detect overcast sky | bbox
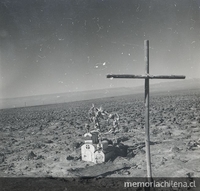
[0,0,200,98]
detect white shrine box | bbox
[81,132,97,163]
[81,143,95,163]
[94,150,105,164]
[94,147,115,164]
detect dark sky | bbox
[0,0,200,98]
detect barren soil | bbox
[0,90,200,178]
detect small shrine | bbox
[81,105,119,164]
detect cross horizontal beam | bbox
[107,74,186,79]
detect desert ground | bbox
[0,90,200,189]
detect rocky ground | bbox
[0,90,200,190]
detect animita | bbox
[107,40,185,181]
[82,105,121,164]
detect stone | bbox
[123,170,130,175]
[45,140,54,144]
[66,155,74,160]
[27,151,37,160]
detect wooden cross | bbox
[107,40,185,180]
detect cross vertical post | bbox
[106,40,185,179]
[144,40,152,179]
